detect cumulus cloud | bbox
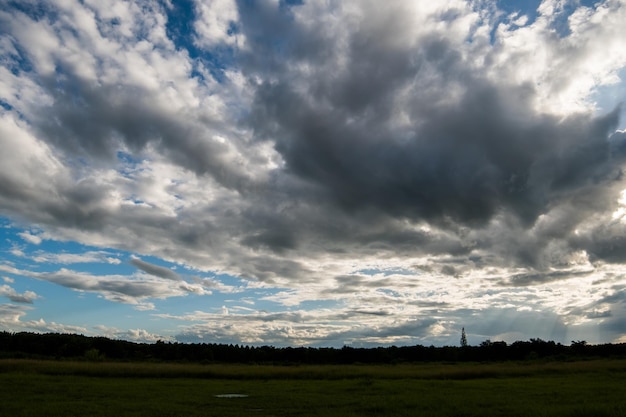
[244,1,623,229]
[5,0,625,281]
[1,0,626,345]
[0,285,40,304]
[18,232,42,245]
[92,325,170,343]
[0,303,29,326]
[161,307,439,346]
[193,0,241,48]
[0,303,88,334]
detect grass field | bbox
[1,358,625,416]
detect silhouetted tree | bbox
[1,331,625,364]
[460,327,468,347]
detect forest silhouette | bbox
[1,331,625,364]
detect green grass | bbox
[1,359,625,416]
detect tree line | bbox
[1,331,625,364]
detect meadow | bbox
[1,358,625,416]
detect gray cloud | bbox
[571,222,626,264]
[169,307,438,347]
[244,16,622,228]
[1,0,623,281]
[92,325,169,343]
[0,302,88,335]
[0,285,39,304]
[130,257,181,281]
[1,0,626,345]
[35,270,162,298]
[0,303,30,324]
[501,269,593,287]
[0,2,261,193]
[25,269,187,307]
[219,0,626,280]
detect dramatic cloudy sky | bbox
[1,0,626,347]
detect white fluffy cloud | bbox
[193,0,242,47]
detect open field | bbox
[1,359,626,416]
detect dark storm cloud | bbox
[236,177,471,265]
[246,46,621,229]
[232,253,313,284]
[195,0,626,285]
[570,221,626,264]
[238,203,299,253]
[1,0,626,311]
[235,0,330,74]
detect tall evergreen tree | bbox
[460,327,468,347]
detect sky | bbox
[1,0,626,348]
